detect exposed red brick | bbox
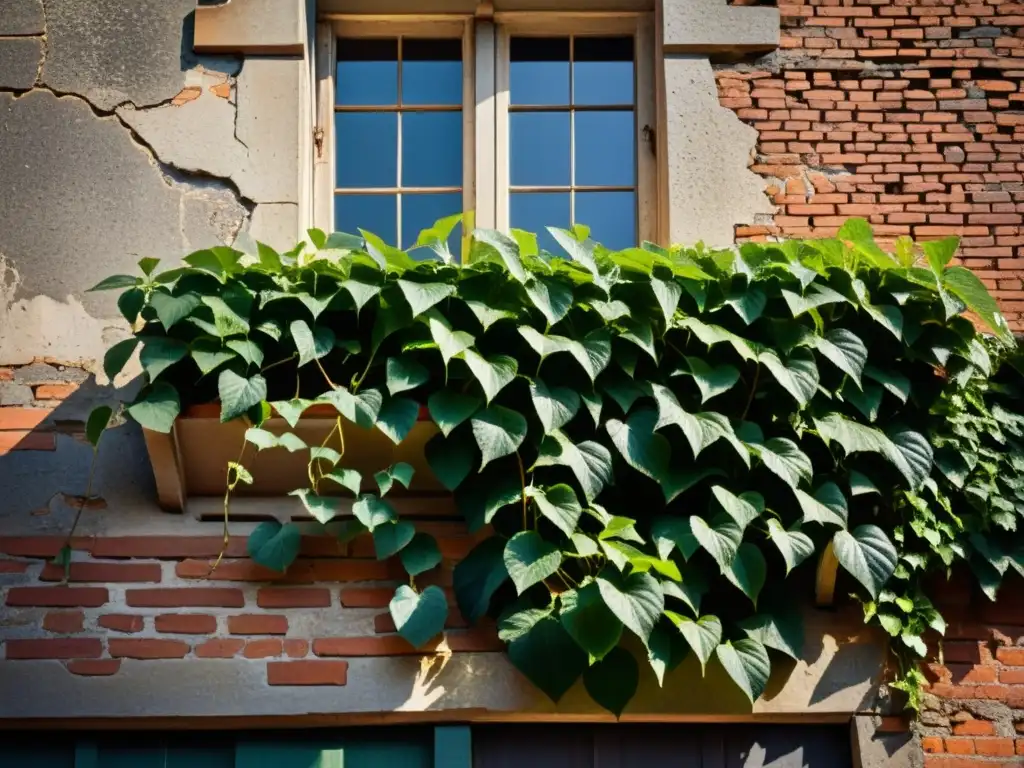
[313,636,437,657]
[0,431,56,453]
[0,536,88,558]
[921,737,943,754]
[953,720,996,737]
[176,558,314,583]
[210,82,231,99]
[996,647,1024,666]
[943,738,974,755]
[257,587,331,609]
[227,614,288,635]
[6,587,107,607]
[40,562,162,583]
[6,638,102,660]
[109,638,189,659]
[284,639,309,658]
[0,560,29,573]
[66,659,121,676]
[171,86,202,106]
[373,610,467,634]
[154,614,217,634]
[98,614,144,633]
[43,610,84,634]
[126,588,244,608]
[0,408,50,430]
[974,738,1015,757]
[194,639,245,658]
[90,537,248,559]
[267,660,348,686]
[35,384,78,400]
[0,368,12,381]
[311,560,391,582]
[243,639,283,659]
[339,587,393,608]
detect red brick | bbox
[311,560,392,582]
[953,720,996,737]
[35,384,78,400]
[313,636,437,657]
[90,536,248,559]
[1000,667,1024,684]
[0,536,85,558]
[6,587,107,607]
[66,659,121,676]
[0,431,56,453]
[284,639,309,659]
[944,738,974,755]
[0,408,51,430]
[996,647,1024,666]
[176,559,314,583]
[126,588,244,608]
[373,611,467,634]
[43,611,84,634]
[98,614,144,633]
[0,560,29,573]
[257,588,331,609]
[974,738,1015,757]
[40,562,162,583]
[109,639,189,659]
[267,660,348,686]
[228,614,288,635]
[339,588,393,608]
[154,614,217,634]
[0,368,12,381]
[6,638,102,660]
[921,737,943,754]
[194,639,245,658]
[243,639,283,659]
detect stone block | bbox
[194,0,305,55]
[0,0,45,35]
[663,0,779,53]
[0,37,41,89]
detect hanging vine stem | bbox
[741,363,761,421]
[57,447,101,584]
[210,437,248,576]
[516,450,528,530]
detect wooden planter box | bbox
[143,404,442,513]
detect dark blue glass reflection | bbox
[336,39,398,106]
[510,112,570,187]
[402,39,462,106]
[511,192,570,254]
[335,112,398,188]
[510,38,570,105]
[335,194,397,246]
[575,191,636,251]
[402,193,462,255]
[575,111,635,187]
[402,112,463,187]
[574,37,634,105]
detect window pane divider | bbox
[334,104,462,112]
[335,186,462,194]
[508,103,634,112]
[510,185,636,193]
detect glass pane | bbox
[335,112,397,188]
[575,191,636,251]
[403,38,462,106]
[575,111,635,187]
[335,194,397,246]
[511,192,571,254]
[510,37,570,105]
[510,112,570,187]
[337,38,398,106]
[402,112,462,187]
[574,37,635,105]
[402,192,463,255]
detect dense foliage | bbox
[88,217,1023,714]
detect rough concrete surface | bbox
[193,0,305,54]
[662,0,780,53]
[0,37,42,90]
[851,716,923,768]
[41,0,219,111]
[248,202,301,250]
[663,56,775,247]
[0,0,45,36]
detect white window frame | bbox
[314,11,659,245]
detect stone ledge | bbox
[662,0,779,54]
[193,0,306,56]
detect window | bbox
[315,13,658,255]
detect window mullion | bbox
[475,19,499,231]
[314,23,337,232]
[494,25,511,232]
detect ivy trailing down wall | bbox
[86,218,1024,715]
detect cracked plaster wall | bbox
[0,0,302,371]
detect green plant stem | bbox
[211,438,247,576]
[352,348,377,394]
[261,352,298,374]
[59,447,100,584]
[741,363,760,421]
[516,451,528,530]
[315,358,337,389]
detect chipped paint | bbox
[170,86,202,106]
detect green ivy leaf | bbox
[863,365,910,403]
[560,582,623,662]
[376,397,419,444]
[689,514,743,570]
[247,520,301,572]
[596,570,663,643]
[89,274,139,292]
[533,430,613,504]
[529,484,583,539]
[271,399,314,429]
[289,489,338,524]
[507,617,587,702]
[677,357,740,403]
[782,283,849,318]
[428,391,481,437]
[291,320,335,367]
[651,274,682,324]
[202,295,251,337]
[384,358,428,396]
[375,462,415,495]
[724,542,767,607]
[103,338,139,382]
[425,431,476,491]
[606,409,672,485]
[218,370,267,423]
[716,638,771,703]
[651,516,699,561]
[149,291,201,331]
[504,531,562,594]
[190,338,236,375]
[571,329,613,382]
[651,384,749,465]
[525,276,573,326]
[140,337,188,381]
[453,537,509,623]
[711,486,761,528]
[117,288,145,324]
[85,406,112,448]
[677,316,759,362]
[397,279,456,317]
[620,319,657,361]
[758,349,819,407]
[724,284,767,325]
[943,265,1012,342]
[472,406,528,470]
[373,520,416,559]
[426,313,475,368]
[808,329,868,385]
[748,437,813,490]
[127,382,181,433]
[325,468,362,496]
[321,387,382,429]
[498,602,554,643]
[667,612,722,671]
[461,350,518,404]
[399,533,442,576]
[226,339,263,368]
[245,428,307,453]
[340,279,382,312]
[390,585,447,648]
[584,646,639,717]
[738,608,804,660]
[530,379,581,434]
[795,483,848,528]
[833,525,898,599]
[352,495,397,531]
[767,519,815,574]
[661,566,710,616]
[475,228,529,283]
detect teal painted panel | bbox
[166,745,235,768]
[434,727,471,768]
[96,747,165,768]
[0,745,74,768]
[236,743,342,768]
[343,741,431,768]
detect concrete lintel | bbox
[662,0,779,55]
[194,0,306,56]
[851,716,922,768]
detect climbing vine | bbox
[85,217,1023,715]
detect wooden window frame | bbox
[314,12,659,245]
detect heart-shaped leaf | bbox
[247,520,301,572]
[321,387,382,429]
[724,542,767,607]
[833,525,898,599]
[140,337,188,381]
[689,514,743,570]
[651,384,748,465]
[425,431,476,491]
[472,406,528,470]
[377,397,419,444]
[738,608,804,660]
[507,617,587,702]
[352,495,397,531]
[711,486,761,528]
[607,409,674,485]
[795,483,848,528]
[218,370,267,423]
[104,338,139,382]
[767,519,815,574]
[530,484,583,539]
[559,582,623,662]
[808,329,868,385]
[651,516,699,561]
[584,646,639,717]
[390,585,447,648]
[271,398,314,429]
[428,390,481,437]
[530,379,581,434]
[290,489,338,524]
[759,348,819,407]
[375,462,414,495]
[150,291,201,331]
[533,430,613,504]
[127,382,181,433]
[504,531,562,594]
[667,612,722,671]
[426,313,475,367]
[325,468,362,496]
[386,357,429,396]
[597,570,664,643]
[373,520,416,559]
[399,533,442,577]
[291,320,335,367]
[525,276,573,325]
[397,279,456,317]
[453,537,509,623]
[677,357,740,403]
[716,638,771,703]
[462,350,517,403]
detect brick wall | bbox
[0,528,499,687]
[0,362,88,456]
[718,0,1024,330]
